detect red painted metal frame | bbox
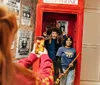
[34,0,84,85]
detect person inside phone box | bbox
[44,28,64,81]
[56,36,76,85]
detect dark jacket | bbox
[44,38,62,61]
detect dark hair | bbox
[47,27,60,35]
[63,36,73,47]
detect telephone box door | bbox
[34,0,84,85]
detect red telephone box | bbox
[34,0,84,85]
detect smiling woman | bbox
[56,36,76,85]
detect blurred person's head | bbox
[0,6,18,85]
[0,6,17,49]
[0,6,37,85]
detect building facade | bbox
[81,0,100,85]
[0,0,100,85]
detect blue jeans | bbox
[60,68,75,85]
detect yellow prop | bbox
[35,36,44,54]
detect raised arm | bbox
[19,53,38,68]
[38,54,54,85]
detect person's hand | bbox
[31,43,37,54]
[31,43,41,58]
[69,63,73,67]
[59,73,64,78]
[31,43,48,58]
[34,48,48,58]
[62,31,66,36]
[38,48,48,55]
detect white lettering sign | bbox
[43,0,78,5]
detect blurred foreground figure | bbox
[0,6,53,85]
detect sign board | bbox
[21,5,31,26]
[16,30,32,58]
[3,0,20,25]
[56,20,69,35]
[21,0,32,26]
[43,0,78,5]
